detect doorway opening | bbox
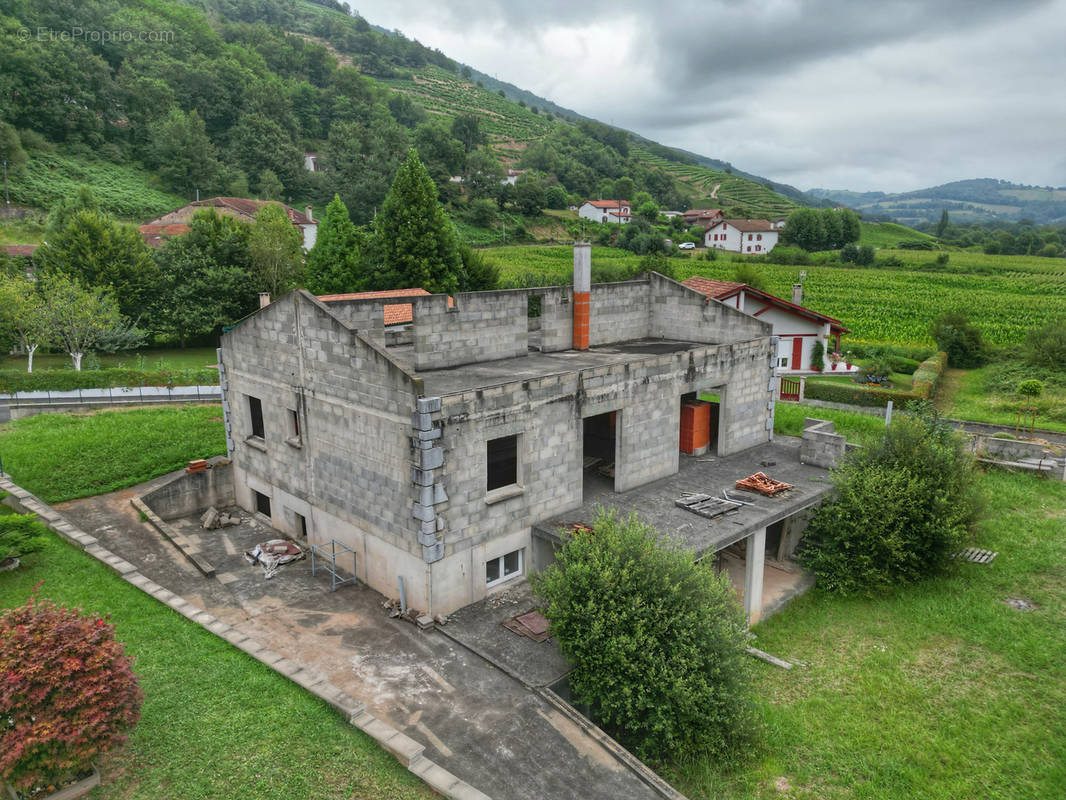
[582,410,617,499]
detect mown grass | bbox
[0,532,435,800]
[937,366,1066,433]
[858,221,935,249]
[0,347,220,373]
[773,402,887,444]
[0,406,225,503]
[669,471,1066,799]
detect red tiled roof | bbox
[583,200,629,210]
[682,277,849,334]
[3,244,38,257]
[138,223,190,247]
[682,208,722,218]
[708,218,776,233]
[681,277,744,299]
[191,197,315,225]
[317,288,453,326]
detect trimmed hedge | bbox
[805,353,946,409]
[0,368,219,393]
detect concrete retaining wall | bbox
[976,435,1048,462]
[800,418,847,469]
[140,458,234,520]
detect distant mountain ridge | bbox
[808,179,1066,225]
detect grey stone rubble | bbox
[0,475,493,800]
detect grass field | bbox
[772,402,887,443]
[481,245,1066,347]
[0,347,220,374]
[670,470,1066,799]
[0,533,435,800]
[936,367,1066,433]
[0,406,225,503]
[858,221,936,248]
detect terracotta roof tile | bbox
[317,288,455,326]
[3,244,38,257]
[681,277,744,298]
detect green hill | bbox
[859,221,936,249]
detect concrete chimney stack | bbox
[305,205,314,222]
[792,283,803,306]
[573,241,591,350]
[258,292,271,309]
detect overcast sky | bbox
[350,0,1066,193]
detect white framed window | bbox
[486,549,523,587]
[779,357,788,367]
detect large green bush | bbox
[931,313,988,368]
[533,511,757,762]
[0,514,48,564]
[1023,318,1066,369]
[800,405,984,595]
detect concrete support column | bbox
[744,526,766,626]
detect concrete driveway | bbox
[57,477,668,800]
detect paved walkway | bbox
[55,476,668,800]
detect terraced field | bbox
[380,65,555,145]
[482,245,1066,347]
[631,147,799,217]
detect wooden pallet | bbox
[675,493,742,519]
[951,547,998,564]
[735,472,793,496]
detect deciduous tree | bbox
[0,276,49,372]
[39,275,131,371]
[248,203,304,298]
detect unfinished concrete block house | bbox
[218,243,784,616]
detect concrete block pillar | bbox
[744,526,766,626]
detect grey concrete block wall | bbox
[648,273,771,343]
[586,281,652,346]
[141,461,234,520]
[800,419,847,469]
[411,291,529,370]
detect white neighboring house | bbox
[704,219,779,254]
[577,200,632,224]
[682,277,851,372]
[303,152,319,172]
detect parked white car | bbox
[678,241,696,250]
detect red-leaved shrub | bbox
[0,595,143,791]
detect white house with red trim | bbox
[577,200,631,224]
[682,277,854,373]
[704,219,779,254]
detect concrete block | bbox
[418,530,437,546]
[411,411,433,431]
[415,426,441,441]
[418,447,444,470]
[416,396,442,414]
[432,483,448,504]
[422,541,444,563]
[412,467,435,486]
[412,502,435,522]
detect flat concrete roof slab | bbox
[391,339,703,396]
[536,440,832,557]
[439,581,571,689]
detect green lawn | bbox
[0,406,226,503]
[0,533,435,800]
[0,347,220,373]
[937,367,1066,434]
[773,402,887,444]
[670,470,1066,799]
[858,221,936,249]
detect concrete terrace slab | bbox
[389,339,703,396]
[440,582,572,689]
[536,440,832,558]
[56,479,665,800]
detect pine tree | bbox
[373,149,462,294]
[937,209,950,238]
[304,194,363,294]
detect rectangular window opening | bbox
[487,435,518,492]
[486,549,523,587]
[248,395,265,439]
[294,511,308,539]
[254,490,271,518]
[289,408,300,438]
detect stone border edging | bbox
[130,496,216,577]
[0,475,492,800]
[435,623,690,800]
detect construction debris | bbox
[186,459,208,473]
[244,538,305,578]
[952,547,997,564]
[735,472,793,496]
[504,610,551,642]
[200,506,241,529]
[745,646,793,670]
[1003,597,1035,611]
[676,492,742,519]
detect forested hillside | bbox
[0,0,805,224]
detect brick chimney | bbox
[573,241,591,350]
[792,284,803,306]
[259,292,271,309]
